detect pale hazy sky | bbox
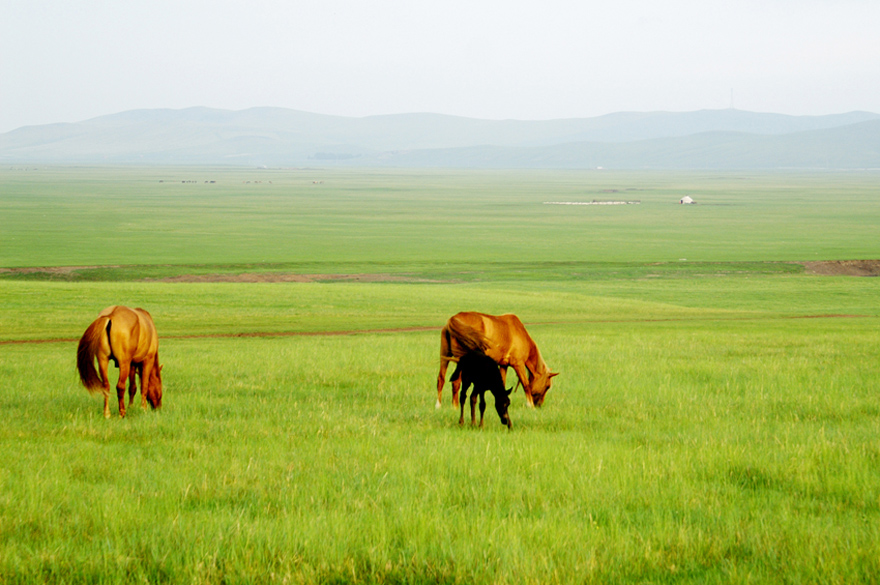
[2,0,879,133]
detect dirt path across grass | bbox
[1,314,873,346]
[801,260,880,276]
[0,266,440,283]
[2,260,876,345]
[2,260,879,281]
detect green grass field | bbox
[1,167,880,583]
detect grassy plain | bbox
[2,166,880,272]
[1,167,880,583]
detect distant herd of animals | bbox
[77,307,558,429]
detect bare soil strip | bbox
[2,260,879,281]
[0,327,435,346]
[153,273,439,283]
[0,266,437,283]
[801,260,880,276]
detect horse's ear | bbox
[506,387,513,396]
[160,364,164,372]
[549,372,560,378]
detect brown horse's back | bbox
[101,306,158,365]
[446,311,528,366]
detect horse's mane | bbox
[527,340,548,376]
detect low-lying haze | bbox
[2,0,879,133]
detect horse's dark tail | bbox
[439,324,472,365]
[439,325,455,363]
[446,317,490,355]
[77,316,109,393]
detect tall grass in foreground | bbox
[2,315,879,583]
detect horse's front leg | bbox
[512,363,535,408]
[116,361,131,418]
[128,364,139,407]
[500,366,523,394]
[140,361,154,409]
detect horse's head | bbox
[147,363,163,409]
[529,371,559,407]
[495,387,513,429]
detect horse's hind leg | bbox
[470,392,478,426]
[458,388,467,426]
[128,364,139,407]
[436,328,451,409]
[436,359,449,409]
[478,392,487,428]
[450,365,463,409]
[440,360,464,409]
[451,369,463,409]
[97,355,112,419]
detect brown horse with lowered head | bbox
[437,311,558,409]
[77,306,163,418]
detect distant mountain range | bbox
[2,107,879,169]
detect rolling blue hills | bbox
[1,107,878,169]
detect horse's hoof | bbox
[435,400,441,409]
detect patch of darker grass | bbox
[726,464,783,491]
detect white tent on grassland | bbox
[680,196,695,204]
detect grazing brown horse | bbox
[453,352,512,429]
[77,306,163,418]
[437,311,558,409]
